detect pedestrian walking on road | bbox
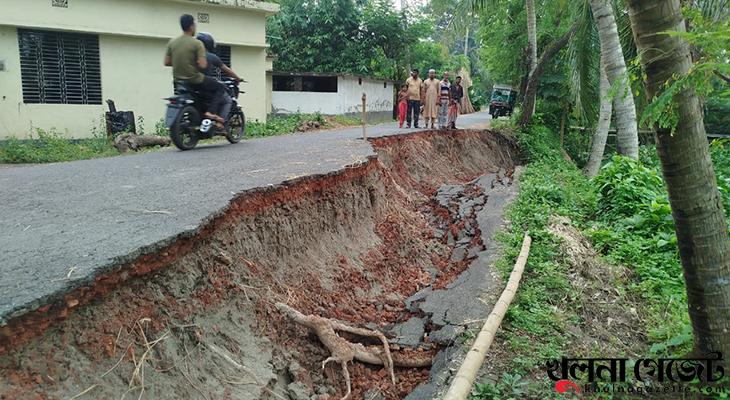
[438,71,452,129]
[449,76,465,129]
[423,69,440,129]
[398,84,409,128]
[405,69,424,128]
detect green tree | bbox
[267,0,373,74]
[268,0,443,81]
[627,0,730,356]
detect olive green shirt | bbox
[165,34,206,84]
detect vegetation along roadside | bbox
[0,113,362,164]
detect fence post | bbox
[361,93,367,140]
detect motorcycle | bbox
[164,78,246,150]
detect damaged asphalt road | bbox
[0,113,492,326]
[398,169,522,400]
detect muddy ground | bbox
[0,130,520,400]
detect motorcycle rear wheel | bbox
[170,106,201,151]
[225,109,246,144]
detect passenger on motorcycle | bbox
[164,14,226,127]
[196,32,242,125]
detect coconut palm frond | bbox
[613,0,637,63]
[440,0,499,36]
[567,0,600,125]
[694,0,730,22]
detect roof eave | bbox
[170,0,280,15]
[270,71,397,83]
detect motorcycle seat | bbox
[173,80,202,95]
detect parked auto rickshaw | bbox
[489,85,518,119]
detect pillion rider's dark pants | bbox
[407,100,421,127]
[191,76,226,120]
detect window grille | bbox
[18,29,101,105]
[214,45,231,81]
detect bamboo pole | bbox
[361,93,367,140]
[443,233,532,400]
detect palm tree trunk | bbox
[628,0,730,356]
[526,0,538,115]
[590,0,639,160]
[519,23,578,126]
[584,56,612,178]
[464,25,470,57]
[526,0,538,73]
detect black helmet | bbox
[196,32,216,53]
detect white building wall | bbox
[271,76,394,117]
[338,77,394,115]
[0,0,275,139]
[0,0,272,48]
[231,46,268,124]
[271,92,341,115]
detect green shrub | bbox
[588,154,690,352]
[247,115,302,137]
[517,124,565,163]
[594,156,668,223]
[710,139,730,219]
[705,96,730,136]
[0,128,117,164]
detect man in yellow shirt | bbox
[405,69,424,128]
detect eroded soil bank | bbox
[0,130,518,400]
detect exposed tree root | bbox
[275,302,431,399]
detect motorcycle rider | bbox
[164,14,226,126]
[196,32,242,126]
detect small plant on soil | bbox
[471,373,530,400]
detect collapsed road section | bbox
[0,129,519,400]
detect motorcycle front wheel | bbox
[170,106,201,150]
[225,109,246,144]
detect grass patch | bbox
[1,113,375,164]
[0,129,118,164]
[471,122,730,398]
[247,113,364,138]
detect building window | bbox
[213,45,231,81]
[273,75,338,93]
[18,29,101,105]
